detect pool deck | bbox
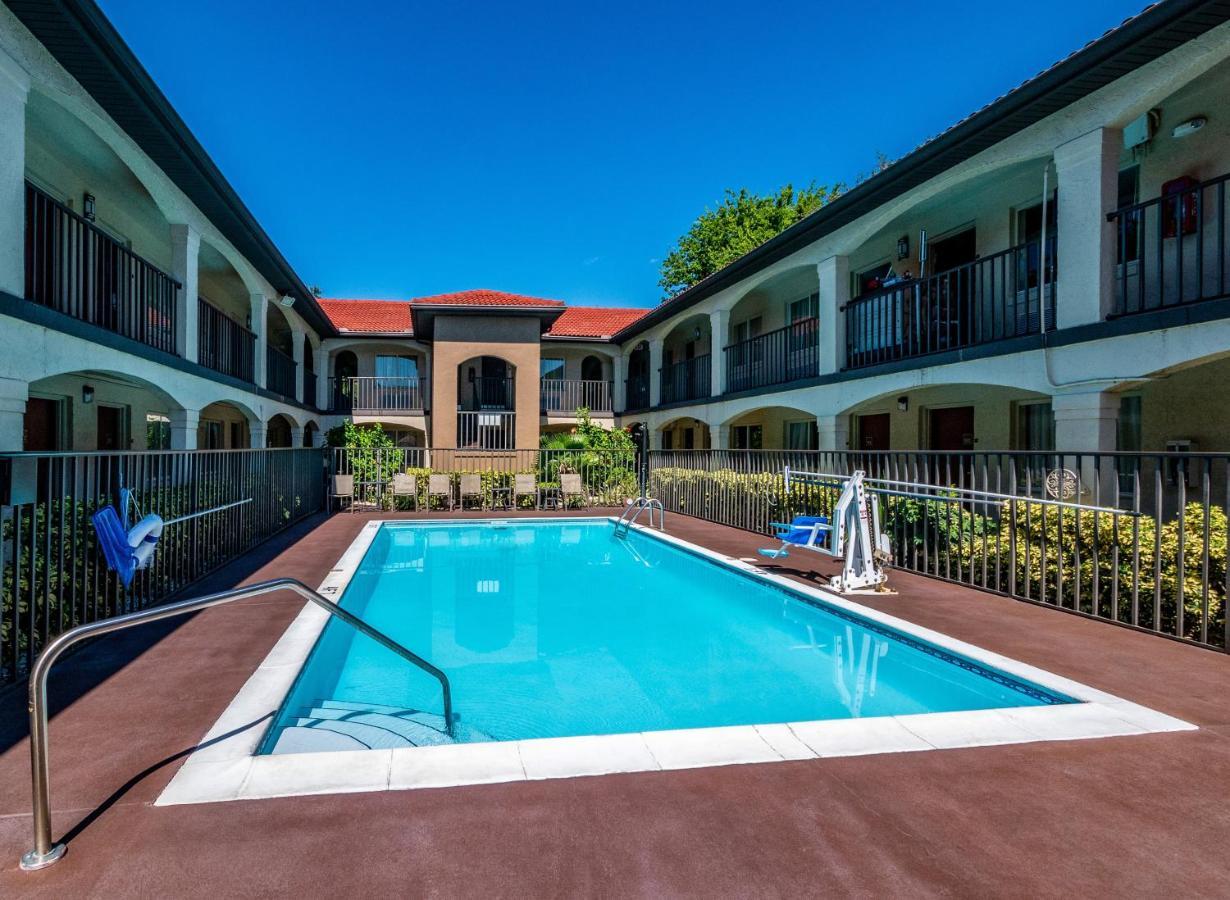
[1,508,1228,897]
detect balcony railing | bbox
[266,345,297,398]
[462,376,515,411]
[624,374,650,412]
[24,182,180,356]
[328,377,353,413]
[348,376,428,413]
[304,370,318,409]
[724,318,819,393]
[1109,171,1230,317]
[457,411,516,450]
[541,379,613,413]
[844,238,1056,370]
[197,298,255,382]
[659,355,711,404]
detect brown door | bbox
[857,414,890,451]
[23,398,61,451]
[97,406,125,451]
[929,406,975,451]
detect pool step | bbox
[267,699,492,754]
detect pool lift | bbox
[91,485,251,588]
[758,469,893,595]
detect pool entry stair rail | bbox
[18,577,454,873]
[615,496,665,536]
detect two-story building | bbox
[2,0,1230,469]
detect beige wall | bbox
[1133,355,1230,452]
[726,406,815,450]
[27,372,173,451]
[430,315,541,449]
[845,384,1051,451]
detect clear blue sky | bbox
[99,0,1146,309]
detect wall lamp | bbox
[897,395,909,412]
[82,193,96,222]
[896,235,910,260]
[82,385,95,405]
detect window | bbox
[732,424,762,450]
[1016,194,1058,289]
[540,358,565,380]
[732,317,762,345]
[146,414,171,450]
[788,293,819,324]
[1015,402,1054,452]
[784,419,818,450]
[375,355,417,380]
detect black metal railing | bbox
[304,369,318,409]
[328,377,354,413]
[24,182,180,356]
[1109,171,1230,316]
[624,374,650,412]
[331,446,638,510]
[0,448,326,686]
[541,379,613,413]
[659,355,711,404]
[845,238,1057,370]
[463,377,515,411]
[457,411,516,449]
[649,448,1230,651]
[348,376,428,413]
[197,298,255,382]
[266,345,297,398]
[724,318,819,393]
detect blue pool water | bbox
[261,520,1070,753]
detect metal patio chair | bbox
[428,474,453,511]
[560,473,585,510]
[459,473,484,510]
[390,472,418,511]
[513,473,538,509]
[330,474,355,514]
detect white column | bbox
[249,293,269,388]
[1052,390,1119,502]
[170,225,200,361]
[817,414,850,452]
[611,352,625,412]
[292,328,306,403]
[169,408,200,450]
[709,423,730,450]
[0,376,28,451]
[818,255,849,375]
[249,421,267,448]
[1054,128,1121,328]
[314,347,329,410]
[290,424,304,448]
[648,338,663,407]
[0,49,30,299]
[709,308,729,396]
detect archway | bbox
[658,416,710,451]
[267,413,295,448]
[581,355,604,382]
[24,369,185,451]
[457,355,516,411]
[721,406,818,451]
[332,350,359,411]
[303,421,320,448]
[725,266,821,391]
[626,342,651,410]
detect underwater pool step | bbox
[293,706,455,749]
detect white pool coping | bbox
[157,516,1196,806]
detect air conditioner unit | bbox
[1164,439,1197,487]
[1123,110,1161,150]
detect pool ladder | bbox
[614,496,665,536]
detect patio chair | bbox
[428,474,453,511]
[513,473,538,509]
[560,473,585,509]
[330,474,355,514]
[390,472,418,511]
[459,473,484,510]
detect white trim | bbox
[157,518,1195,807]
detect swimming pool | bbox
[258,519,1070,755]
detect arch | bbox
[198,400,258,450]
[24,369,188,452]
[303,421,320,448]
[580,354,604,382]
[658,415,710,450]
[457,355,517,411]
[718,405,818,451]
[266,413,295,448]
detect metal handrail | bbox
[19,577,453,872]
[615,496,665,535]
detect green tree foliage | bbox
[658,182,843,299]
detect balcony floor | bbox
[0,510,1227,896]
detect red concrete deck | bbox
[1,509,1228,898]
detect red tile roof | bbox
[546,306,650,339]
[318,299,414,334]
[409,289,565,309]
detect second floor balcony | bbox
[659,355,711,404]
[724,318,819,393]
[330,376,428,414]
[541,379,614,414]
[197,297,255,383]
[266,345,297,399]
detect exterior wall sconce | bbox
[693,326,702,341]
[82,193,96,222]
[897,395,908,412]
[896,235,909,260]
[82,385,95,405]
[1172,116,1206,139]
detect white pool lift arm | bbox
[781,468,893,594]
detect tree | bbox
[658,182,842,299]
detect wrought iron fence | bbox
[0,448,327,686]
[649,449,1230,651]
[724,318,819,392]
[660,355,711,404]
[266,345,297,399]
[197,298,255,383]
[330,447,638,510]
[348,376,428,412]
[541,379,614,413]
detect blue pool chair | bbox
[757,515,831,559]
[91,502,164,589]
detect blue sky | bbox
[99,0,1146,309]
